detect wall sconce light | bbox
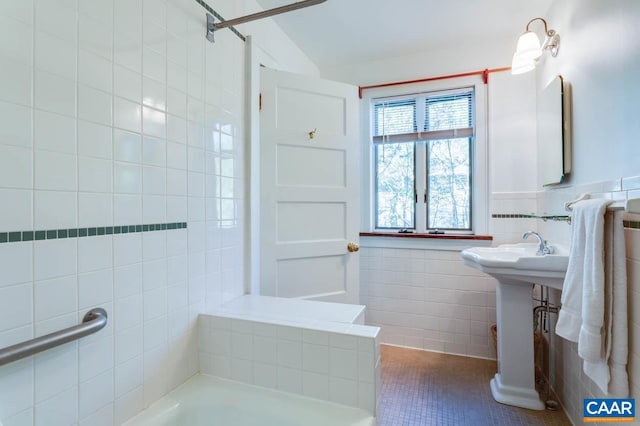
[511,18,560,75]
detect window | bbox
[372,88,474,233]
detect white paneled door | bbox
[259,68,359,303]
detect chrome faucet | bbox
[522,231,553,256]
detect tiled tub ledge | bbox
[211,294,367,325]
[198,295,381,417]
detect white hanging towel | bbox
[555,199,609,345]
[583,209,629,396]
[555,199,629,396]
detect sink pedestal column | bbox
[491,278,544,410]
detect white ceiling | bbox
[254,0,554,68]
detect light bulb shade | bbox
[515,31,543,60]
[511,52,536,75]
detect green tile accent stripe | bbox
[494,214,640,229]
[492,214,534,219]
[0,222,187,244]
[491,213,571,221]
[492,213,571,223]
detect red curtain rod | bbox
[358,66,511,98]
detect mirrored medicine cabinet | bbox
[537,75,571,187]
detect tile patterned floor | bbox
[378,345,571,426]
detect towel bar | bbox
[0,308,108,366]
[609,198,640,213]
[565,195,640,213]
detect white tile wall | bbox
[0,0,245,424]
[489,192,539,245]
[360,246,498,359]
[198,313,380,416]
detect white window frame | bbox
[360,76,489,246]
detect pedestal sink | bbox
[461,243,568,410]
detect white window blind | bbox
[373,99,416,136]
[373,88,474,144]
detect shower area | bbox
[0,0,380,424]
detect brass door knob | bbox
[347,242,359,252]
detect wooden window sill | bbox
[360,232,493,241]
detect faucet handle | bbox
[522,231,553,256]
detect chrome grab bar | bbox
[0,308,108,367]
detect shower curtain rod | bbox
[205,0,327,43]
[358,67,512,98]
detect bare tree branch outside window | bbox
[373,89,473,231]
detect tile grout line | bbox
[30,0,37,419]
[75,3,81,420]
[110,1,117,421]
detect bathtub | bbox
[123,374,375,426]
[124,295,380,425]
